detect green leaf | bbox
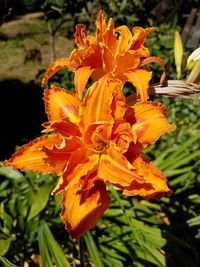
[0,256,18,267]
[135,244,166,267]
[100,245,125,261]
[28,185,52,221]
[84,231,104,267]
[187,215,200,227]
[0,238,12,256]
[0,180,9,192]
[38,223,52,267]
[0,167,23,180]
[38,221,71,267]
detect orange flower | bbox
[4,76,175,238]
[41,11,164,102]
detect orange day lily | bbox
[41,11,164,102]
[4,75,175,239]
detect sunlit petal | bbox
[95,10,107,42]
[52,148,99,194]
[115,25,133,54]
[114,51,141,75]
[111,121,137,153]
[125,69,152,101]
[98,143,144,186]
[103,18,118,56]
[102,46,116,73]
[81,76,122,126]
[61,180,110,239]
[74,66,93,99]
[3,134,63,174]
[82,122,113,153]
[141,56,166,84]
[44,86,80,125]
[44,137,82,175]
[131,27,157,50]
[121,153,172,199]
[41,58,70,87]
[74,24,89,48]
[42,120,81,137]
[131,101,176,146]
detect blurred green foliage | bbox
[0,0,200,266]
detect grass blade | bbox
[84,231,104,267]
[0,257,18,267]
[38,221,71,267]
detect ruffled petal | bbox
[111,121,136,153]
[83,122,113,153]
[125,69,152,102]
[3,134,63,174]
[131,101,176,146]
[141,56,166,84]
[74,66,93,99]
[61,180,110,239]
[43,137,82,175]
[95,10,107,42]
[81,76,122,126]
[114,51,141,75]
[115,25,133,54]
[98,143,144,186]
[69,44,103,71]
[102,46,116,73]
[103,18,118,56]
[52,148,99,194]
[41,58,70,87]
[44,86,80,125]
[74,24,89,48]
[42,120,81,137]
[121,153,172,199]
[131,27,157,50]
[110,82,127,121]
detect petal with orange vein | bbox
[103,18,118,55]
[43,120,81,137]
[110,82,127,121]
[131,101,176,146]
[114,51,140,75]
[115,25,133,54]
[74,66,93,99]
[131,27,157,50]
[52,148,99,195]
[125,69,152,102]
[44,86,80,125]
[141,56,166,84]
[102,46,116,73]
[41,58,70,88]
[83,122,113,152]
[95,10,107,42]
[81,76,122,126]
[98,143,144,186]
[44,137,82,175]
[121,154,172,199]
[61,180,110,239]
[3,134,63,174]
[74,24,89,49]
[111,121,136,152]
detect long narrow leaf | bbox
[38,221,71,267]
[38,222,54,267]
[0,257,18,267]
[84,231,104,267]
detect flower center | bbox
[92,136,107,153]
